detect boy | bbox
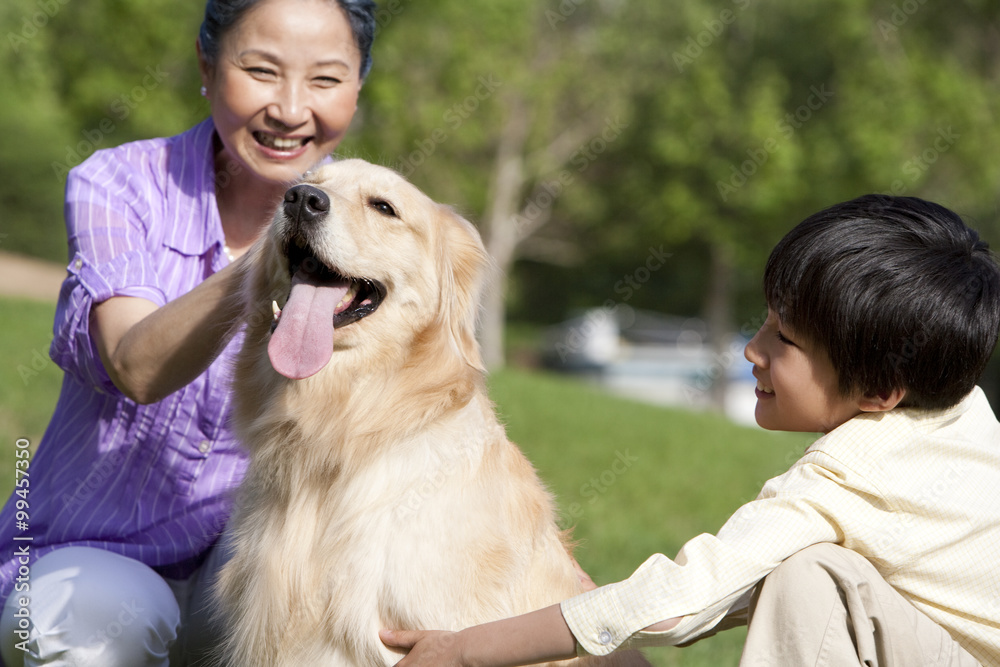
[382,195,1000,666]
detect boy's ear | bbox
[858,387,907,413]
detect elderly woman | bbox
[0,0,375,664]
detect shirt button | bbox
[198,440,212,454]
[73,258,83,270]
[598,630,612,645]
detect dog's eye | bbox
[369,198,398,218]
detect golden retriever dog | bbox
[218,159,650,666]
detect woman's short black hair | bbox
[199,0,377,79]
[764,194,1000,409]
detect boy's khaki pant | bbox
[740,543,980,666]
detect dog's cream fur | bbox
[219,160,649,666]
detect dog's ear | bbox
[437,206,489,373]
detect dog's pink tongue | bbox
[268,271,349,380]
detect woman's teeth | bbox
[756,380,774,394]
[255,132,308,151]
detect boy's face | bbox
[744,309,864,433]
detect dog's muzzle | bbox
[267,182,387,381]
[283,184,330,228]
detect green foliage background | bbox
[5,0,1000,331]
[3,3,1000,661]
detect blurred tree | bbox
[347,0,1000,382]
[5,0,1000,402]
[345,0,637,367]
[509,0,1000,404]
[2,0,204,261]
[2,0,76,260]
[691,1,1000,404]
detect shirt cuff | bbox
[562,586,630,656]
[71,250,167,306]
[561,553,677,656]
[50,251,166,393]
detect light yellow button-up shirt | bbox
[561,387,1000,664]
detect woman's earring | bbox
[201,86,208,98]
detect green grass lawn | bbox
[0,298,62,498]
[487,369,813,665]
[0,297,816,665]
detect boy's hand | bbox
[380,628,466,666]
[381,604,578,667]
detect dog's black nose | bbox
[283,184,330,226]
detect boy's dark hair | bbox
[764,194,1000,409]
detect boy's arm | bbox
[380,605,680,667]
[381,604,575,667]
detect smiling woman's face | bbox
[199,0,363,186]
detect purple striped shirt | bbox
[0,119,249,603]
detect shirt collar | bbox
[163,118,224,257]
